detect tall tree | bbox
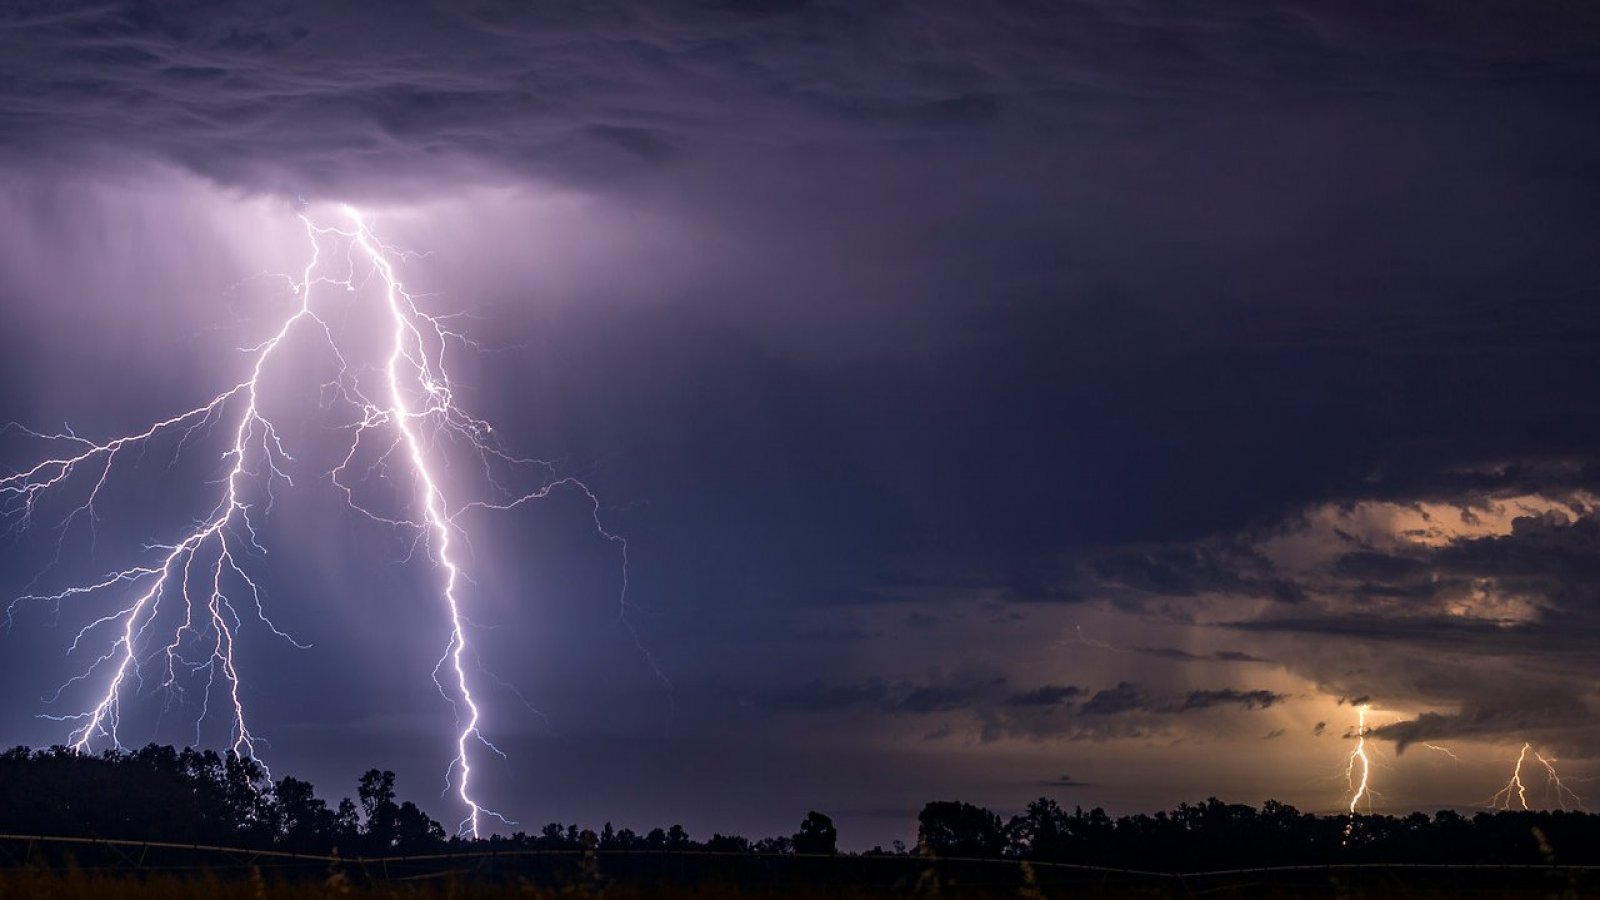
[794,811,838,855]
[918,801,1007,858]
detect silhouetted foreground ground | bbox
[4,842,1600,898]
[7,747,1600,895]
[2,859,1599,899]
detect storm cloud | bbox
[1,0,1600,847]
[0,1,1593,197]
[753,674,1287,746]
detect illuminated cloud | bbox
[1063,485,1600,757]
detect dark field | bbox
[4,850,1599,899]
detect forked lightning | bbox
[1,205,626,836]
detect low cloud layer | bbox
[754,673,1287,745]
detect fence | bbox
[3,832,1599,895]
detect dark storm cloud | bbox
[1084,494,1600,752]
[1077,683,1285,717]
[1077,682,1149,717]
[1081,539,1309,606]
[1,1,1597,196]
[1004,685,1084,708]
[1127,647,1275,665]
[895,677,1010,715]
[1240,507,1600,647]
[1212,650,1270,663]
[973,680,1290,745]
[6,0,1596,601]
[1331,551,1431,584]
[1435,509,1600,582]
[1371,699,1593,754]
[751,672,1011,717]
[1175,689,1285,712]
[750,673,1291,746]
[4,0,1600,842]
[0,0,1158,192]
[1228,615,1552,650]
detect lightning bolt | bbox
[1422,742,1462,761]
[1491,742,1585,811]
[3,245,318,761]
[1,204,631,837]
[1532,749,1584,810]
[1490,742,1533,810]
[1342,704,1374,841]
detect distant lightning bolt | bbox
[1533,749,1584,810]
[1491,742,1585,811]
[1,204,631,837]
[1337,701,1376,839]
[1338,703,1379,845]
[1491,743,1533,810]
[1422,742,1462,761]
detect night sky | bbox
[3,1,1600,849]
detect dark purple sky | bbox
[2,1,1600,848]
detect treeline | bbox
[0,745,834,858]
[4,745,1600,870]
[918,797,1600,869]
[0,745,438,856]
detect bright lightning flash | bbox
[0,204,628,837]
[1340,703,1379,844]
[1344,704,1374,817]
[1491,742,1585,811]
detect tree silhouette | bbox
[8,744,1600,871]
[753,835,794,855]
[1006,797,1068,859]
[794,811,838,855]
[273,776,342,851]
[357,770,400,850]
[918,801,1006,858]
[707,833,752,852]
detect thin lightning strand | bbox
[1,204,632,837]
[3,243,322,758]
[1342,704,1373,842]
[1490,742,1533,810]
[1490,742,1585,811]
[1533,750,1585,810]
